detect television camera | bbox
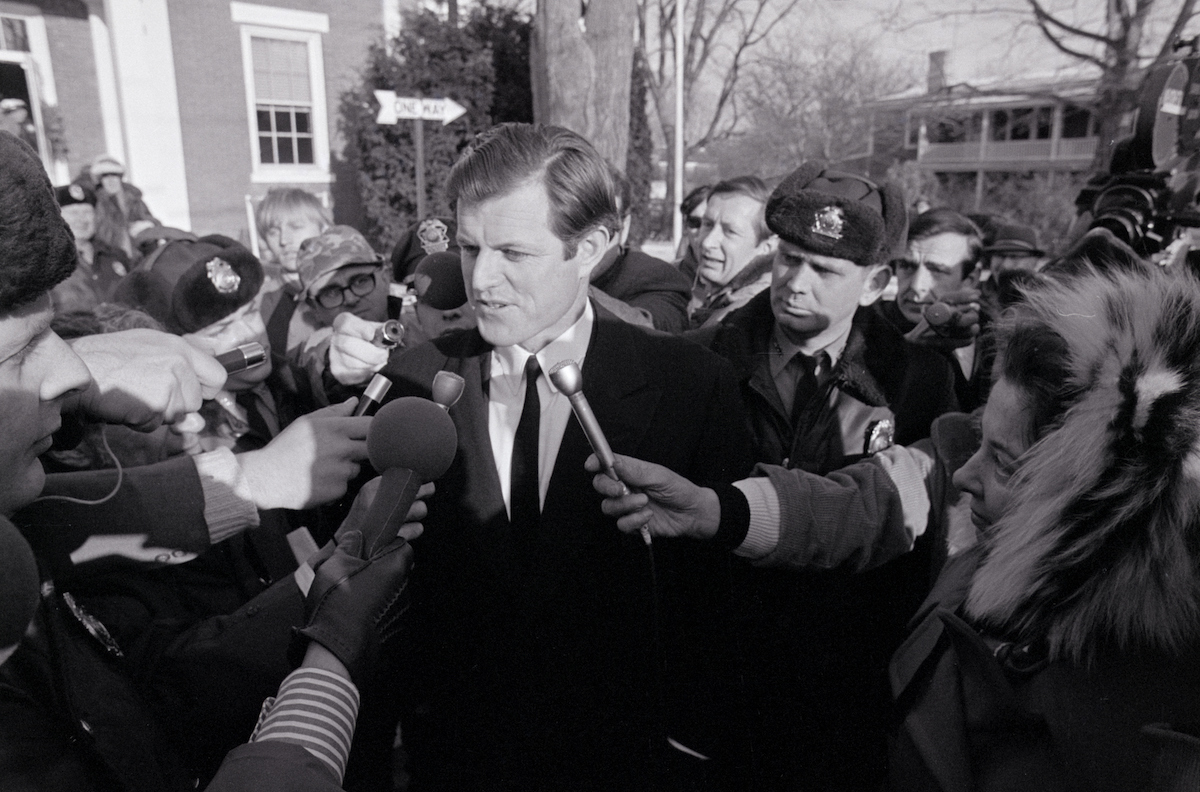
[1075,38,1200,258]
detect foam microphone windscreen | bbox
[367,397,458,480]
[923,302,955,327]
[0,515,39,654]
[361,397,458,557]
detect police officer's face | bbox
[182,293,272,391]
[60,204,96,243]
[0,294,93,516]
[457,179,603,352]
[770,240,888,346]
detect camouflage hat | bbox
[297,224,382,300]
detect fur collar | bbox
[967,267,1200,664]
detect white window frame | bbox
[233,3,331,184]
[0,12,61,178]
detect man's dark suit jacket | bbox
[380,303,755,790]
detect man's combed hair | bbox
[908,207,983,276]
[0,132,77,311]
[709,175,772,242]
[446,123,621,259]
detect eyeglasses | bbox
[312,271,379,309]
[685,216,703,230]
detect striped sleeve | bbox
[250,667,361,783]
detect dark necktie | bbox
[789,350,830,427]
[510,356,541,528]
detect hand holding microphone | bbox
[549,360,651,546]
[903,287,982,350]
[330,313,393,386]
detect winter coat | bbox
[693,290,960,790]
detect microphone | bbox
[372,319,405,350]
[216,342,266,374]
[361,397,457,557]
[548,359,651,546]
[431,371,465,410]
[354,373,393,417]
[923,302,956,327]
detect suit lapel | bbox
[541,313,661,547]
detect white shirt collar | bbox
[490,299,595,392]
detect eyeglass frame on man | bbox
[309,270,380,310]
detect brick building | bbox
[5,0,413,242]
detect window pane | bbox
[251,36,310,103]
[295,111,310,134]
[275,110,292,133]
[257,109,272,132]
[2,18,29,52]
[1035,107,1053,139]
[1062,105,1091,138]
[278,137,294,164]
[259,136,274,164]
[991,111,1008,141]
[297,137,313,164]
[1010,108,1031,140]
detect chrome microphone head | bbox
[548,359,582,396]
[431,370,466,410]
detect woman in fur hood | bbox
[889,263,1200,792]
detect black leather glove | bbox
[292,530,413,687]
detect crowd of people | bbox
[2,115,1199,792]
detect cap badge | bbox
[205,257,241,294]
[812,205,845,240]
[417,218,450,254]
[69,184,85,201]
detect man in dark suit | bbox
[380,123,754,791]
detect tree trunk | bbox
[531,0,637,165]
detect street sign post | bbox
[374,90,468,219]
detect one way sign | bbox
[374,90,468,126]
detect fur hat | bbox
[413,251,467,309]
[55,182,96,208]
[113,234,263,334]
[765,161,907,267]
[967,265,1200,663]
[0,132,77,311]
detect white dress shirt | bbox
[489,301,595,517]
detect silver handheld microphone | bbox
[549,359,651,545]
[431,370,466,411]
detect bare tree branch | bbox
[1028,0,1120,46]
[1032,14,1109,68]
[1154,0,1199,63]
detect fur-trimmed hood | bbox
[967,266,1200,664]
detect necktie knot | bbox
[524,355,542,384]
[511,355,542,529]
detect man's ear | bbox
[573,226,612,279]
[859,262,892,306]
[756,233,779,258]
